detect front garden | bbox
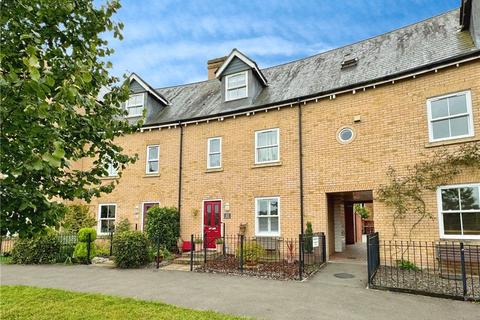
[0,286,247,320]
[0,205,179,270]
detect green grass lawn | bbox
[0,256,12,264]
[0,286,249,320]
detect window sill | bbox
[100,176,119,181]
[252,161,282,169]
[425,136,478,148]
[206,168,223,173]
[143,173,160,178]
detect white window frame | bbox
[225,71,248,102]
[437,183,480,240]
[427,90,474,143]
[126,93,145,118]
[97,204,117,235]
[207,137,222,169]
[255,128,280,164]
[106,160,118,177]
[145,145,160,174]
[255,197,280,237]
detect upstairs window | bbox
[427,91,474,142]
[126,93,144,117]
[146,145,159,174]
[207,137,222,169]
[255,128,279,164]
[438,184,480,239]
[225,71,247,101]
[107,160,118,177]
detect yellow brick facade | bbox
[74,60,480,257]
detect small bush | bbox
[77,228,97,242]
[145,207,180,252]
[11,234,61,264]
[397,259,419,271]
[74,228,97,263]
[148,246,173,262]
[236,241,266,264]
[304,222,314,254]
[113,231,149,268]
[115,218,131,233]
[73,242,96,263]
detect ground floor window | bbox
[438,184,480,239]
[98,204,116,234]
[255,197,280,236]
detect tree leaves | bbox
[1,0,138,237]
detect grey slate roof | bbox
[147,9,479,126]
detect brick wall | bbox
[73,60,480,252]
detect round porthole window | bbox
[337,127,355,144]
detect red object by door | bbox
[204,201,222,248]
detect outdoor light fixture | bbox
[134,206,139,230]
[224,202,230,212]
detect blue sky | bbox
[106,0,459,88]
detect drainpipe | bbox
[298,98,305,237]
[178,123,184,215]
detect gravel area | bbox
[196,254,322,280]
[372,265,480,300]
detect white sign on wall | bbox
[312,236,320,248]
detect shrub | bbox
[11,234,61,264]
[61,204,96,233]
[115,218,131,233]
[145,207,180,252]
[112,231,149,268]
[73,242,96,263]
[77,228,97,242]
[397,259,419,271]
[74,228,97,263]
[236,241,265,264]
[304,222,314,254]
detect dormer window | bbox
[225,71,248,101]
[126,93,145,117]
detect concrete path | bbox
[1,263,478,320]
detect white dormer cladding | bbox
[126,73,170,119]
[215,49,267,103]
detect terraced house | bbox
[75,2,480,260]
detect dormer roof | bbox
[215,49,268,86]
[129,73,170,105]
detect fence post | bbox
[222,223,226,256]
[298,234,303,281]
[460,242,467,300]
[86,233,91,265]
[321,233,326,264]
[203,232,207,264]
[156,237,160,269]
[190,234,194,271]
[366,233,371,288]
[239,234,244,272]
[109,231,114,256]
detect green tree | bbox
[0,0,138,237]
[61,204,96,233]
[145,207,180,252]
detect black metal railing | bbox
[188,232,326,280]
[367,233,480,301]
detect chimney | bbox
[207,56,227,80]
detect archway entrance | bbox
[326,190,374,264]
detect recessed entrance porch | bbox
[326,190,374,263]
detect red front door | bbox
[204,201,221,248]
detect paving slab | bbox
[1,263,478,320]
